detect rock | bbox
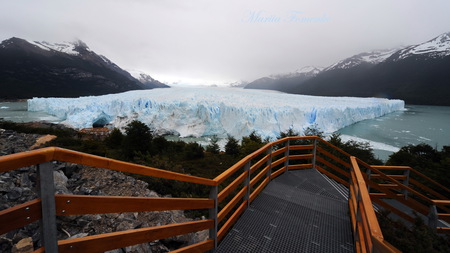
[53,170,71,194]
[124,243,153,253]
[12,237,33,253]
[7,187,23,200]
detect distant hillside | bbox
[245,66,322,92]
[0,37,166,99]
[246,32,450,105]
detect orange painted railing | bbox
[1,136,448,252]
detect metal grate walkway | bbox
[216,169,354,253]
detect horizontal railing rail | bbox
[4,135,448,252]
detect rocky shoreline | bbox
[0,129,208,252]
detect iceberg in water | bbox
[28,87,405,140]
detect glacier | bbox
[27,87,405,140]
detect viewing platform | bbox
[217,168,354,253]
[1,136,449,252]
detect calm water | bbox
[338,105,450,160]
[1,102,449,161]
[0,102,61,123]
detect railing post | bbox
[312,139,318,170]
[244,161,251,207]
[266,146,273,180]
[403,169,410,200]
[37,162,59,253]
[366,168,371,193]
[209,185,218,251]
[428,204,438,231]
[284,139,290,172]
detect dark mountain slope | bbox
[0,38,165,99]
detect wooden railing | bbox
[1,136,448,252]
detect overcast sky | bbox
[1,0,450,85]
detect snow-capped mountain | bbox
[289,32,450,105]
[127,70,169,89]
[0,37,165,99]
[269,66,324,78]
[325,49,398,71]
[24,40,86,55]
[389,32,450,61]
[244,66,322,91]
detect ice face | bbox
[28,87,405,140]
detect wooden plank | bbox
[289,144,314,151]
[270,167,285,180]
[371,165,411,170]
[218,200,247,242]
[316,156,350,179]
[370,193,405,199]
[289,154,314,160]
[317,138,352,157]
[272,146,288,157]
[250,154,270,174]
[316,146,351,168]
[370,174,407,180]
[55,195,213,216]
[350,157,384,239]
[316,166,349,187]
[58,219,214,253]
[170,239,214,253]
[250,165,270,188]
[437,227,450,234]
[0,147,54,172]
[53,148,216,186]
[438,213,450,223]
[250,177,269,202]
[371,198,415,223]
[359,201,373,251]
[218,171,247,203]
[378,184,402,189]
[433,200,450,205]
[348,195,357,234]
[32,248,45,253]
[271,156,287,168]
[0,199,42,235]
[372,236,402,253]
[366,179,429,215]
[214,158,248,185]
[288,164,313,170]
[409,167,450,195]
[218,186,247,222]
[410,178,448,200]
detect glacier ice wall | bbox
[28,87,405,140]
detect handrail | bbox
[350,157,400,253]
[6,135,450,252]
[0,147,216,186]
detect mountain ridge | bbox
[0,37,166,99]
[245,32,450,105]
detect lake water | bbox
[1,101,449,161]
[338,105,450,160]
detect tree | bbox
[241,131,264,155]
[328,133,383,165]
[303,124,324,138]
[206,136,220,154]
[122,120,153,159]
[104,128,124,148]
[225,135,240,156]
[184,142,204,160]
